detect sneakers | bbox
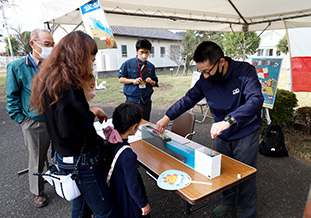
[213,204,232,217]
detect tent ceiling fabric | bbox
[41,0,311,32]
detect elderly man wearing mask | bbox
[6,29,54,207]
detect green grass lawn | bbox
[93,72,192,109]
[0,71,193,108]
[0,77,6,102]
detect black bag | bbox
[97,136,115,177]
[259,124,288,157]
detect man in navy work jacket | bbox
[118,39,158,121]
[6,29,54,207]
[156,41,263,218]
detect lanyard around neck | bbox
[27,54,39,73]
[136,57,148,78]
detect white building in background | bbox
[51,26,183,77]
[249,30,290,70]
[94,26,182,77]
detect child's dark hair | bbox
[136,39,152,51]
[112,103,142,134]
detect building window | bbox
[150,47,155,58]
[257,49,264,56]
[121,45,127,58]
[160,47,165,58]
[276,50,281,56]
[266,49,273,56]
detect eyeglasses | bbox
[197,58,220,76]
[33,40,55,47]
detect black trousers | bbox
[126,100,152,121]
[216,130,259,218]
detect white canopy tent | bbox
[39,0,311,32]
[37,0,311,122]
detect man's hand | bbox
[141,203,151,216]
[119,76,142,85]
[133,77,142,85]
[156,115,170,134]
[90,107,108,123]
[210,121,231,139]
[145,77,155,86]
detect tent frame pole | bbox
[229,22,270,60]
[265,107,272,125]
[243,25,248,60]
[282,19,293,91]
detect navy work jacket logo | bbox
[232,88,240,95]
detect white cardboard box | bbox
[195,147,222,179]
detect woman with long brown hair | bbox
[30,31,115,217]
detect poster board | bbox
[252,58,282,109]
[191,71,207,105]
[80,0,117,49]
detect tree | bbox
[180,31,260,75]
[276,35,288,54]
[5,36,20,56]
[19,31,31,55]
[221,31,260,59]
[180,31,223,75]
[11,26,31,55]
[180,30,200,75]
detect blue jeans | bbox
[55,148,116,218]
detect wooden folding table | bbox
[130,121,257,217]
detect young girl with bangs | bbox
[104,103,151,218]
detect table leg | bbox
[17,168,28,175]
[183,200,191,217]
[232,185,239,218]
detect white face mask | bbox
[34,41,53,59]
[138,54,148,62]
[86,90,96,102]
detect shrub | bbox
[263,89,298,127]
[295,106,311,128]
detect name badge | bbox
[139,84,146,89]
[63,156,74,164]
